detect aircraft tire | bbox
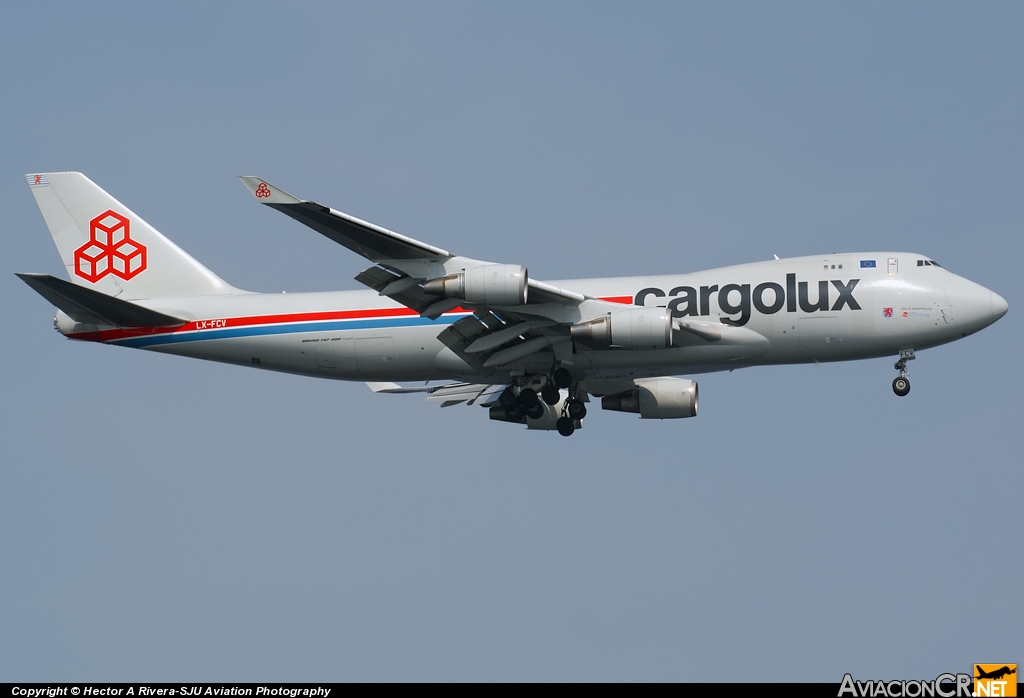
[892,377,911,397]
[541,385,560,406]
[556,417,575,437]
[519,388,540,409]
[499,388,518,410]
[505,402,524,419]
[553,368,572,389]
[567,399,587,419]
[526,402,545,420]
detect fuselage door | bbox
[887,257,898,275]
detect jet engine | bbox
[601,378,698,419]
[423,264,528,305]
[570,308,673,349]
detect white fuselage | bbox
[59,252,1006,385]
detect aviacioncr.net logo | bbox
[839,673,974,698]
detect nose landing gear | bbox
[892,348,915,397]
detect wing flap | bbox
[365,381,501,407]
[353,266,437,313]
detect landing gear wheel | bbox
[518,388,540,409]
[567,399,587,420]
[526,402,546,420]
[504,402,524,419]
[499,388,517,410]
[541,385,561,406]
[552,368,572,389]
[556,417,576,437]
[892,376,910,397]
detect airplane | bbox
[976,666,1017,681]
[18,172,1008,436]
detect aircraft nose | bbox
[943,275,1006,334]
[991,291,1008,320]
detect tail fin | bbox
[25,172,236,300]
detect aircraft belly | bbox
[147,334,317,374]
[581,341,768,375]
[145,325,452,382]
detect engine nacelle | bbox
[601,378,698,419]
[423,264,528,305]
[570,307,672,349]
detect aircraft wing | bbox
[239,177,450,264]
[239,177,587,307]
[240,177,659,371]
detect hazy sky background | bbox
[2,1,1020,681]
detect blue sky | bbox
[2,1,1021,681]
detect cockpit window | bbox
[917,259,941,267]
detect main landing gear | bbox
[555,395,587,437]
[499,367,586,436]
[892,348,915,397]
[499,385,546,420]
[556,373,586,437]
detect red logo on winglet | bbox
[254,182,271,198]
[73,210,147,283]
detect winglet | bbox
[238,177,303,205]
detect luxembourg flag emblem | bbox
[26,174,49,187]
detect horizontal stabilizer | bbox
[17,273,186,328]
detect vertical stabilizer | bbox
[26,172,237,300]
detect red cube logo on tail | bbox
[74,210,147,282]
